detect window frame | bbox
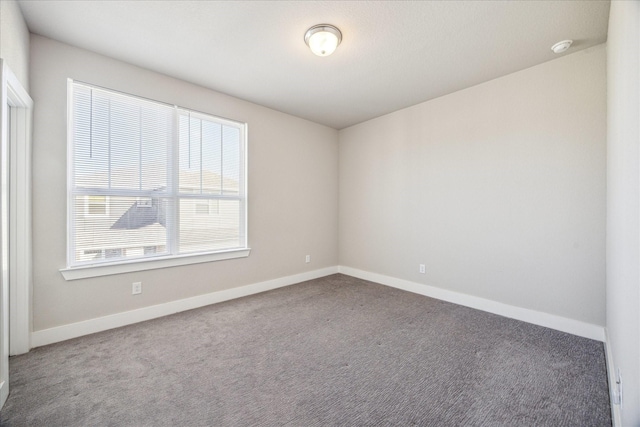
[61,80,250,280]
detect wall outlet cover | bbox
[132,282,142,295]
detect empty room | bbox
[0,0,637,425]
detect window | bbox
[137,197,152,208]
[67,80,247,270]
[84,195,109,216]
[195,202,210,216]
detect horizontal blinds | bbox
[69,81,246,267]
[72,84,173,193]
[177,111,244,254]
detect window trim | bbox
[60,248,251,280]
[63,80,249,278]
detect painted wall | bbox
[0,0,29,90]
[339,45,606,327]
[30,35,338,331]
[606,1,640,425]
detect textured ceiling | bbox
[18,0,610,129]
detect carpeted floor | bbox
[0,274,611,426]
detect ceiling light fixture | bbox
[551,40,573,54]
[304,24,342,57]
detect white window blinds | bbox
[68,81,247,268]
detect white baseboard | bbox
[604,329,622,427]
[31,265,605,347]
[338,266,605,342]
[31,266,339,348]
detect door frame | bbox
[4,62,32,356]
[0,59,33,409]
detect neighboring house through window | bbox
[67,80,248,269]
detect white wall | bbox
[339,45,606,327]
[606,1,640,425]
[0,0,29,90]
[30,35,338,331]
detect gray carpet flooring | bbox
[0,274,611,426]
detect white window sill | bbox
[60,248,251,281]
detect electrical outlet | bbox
[419,264,426,274]
[132,282,142,295]
[305,255,311,263]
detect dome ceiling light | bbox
[551,40,573,54]
[304,24,342,56]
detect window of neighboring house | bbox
[143,246,157,255]
[194,200,219,216]
[195,202,210,216]
[84,195,108,216]
[67,80,248,270]
[137,197,152,208]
